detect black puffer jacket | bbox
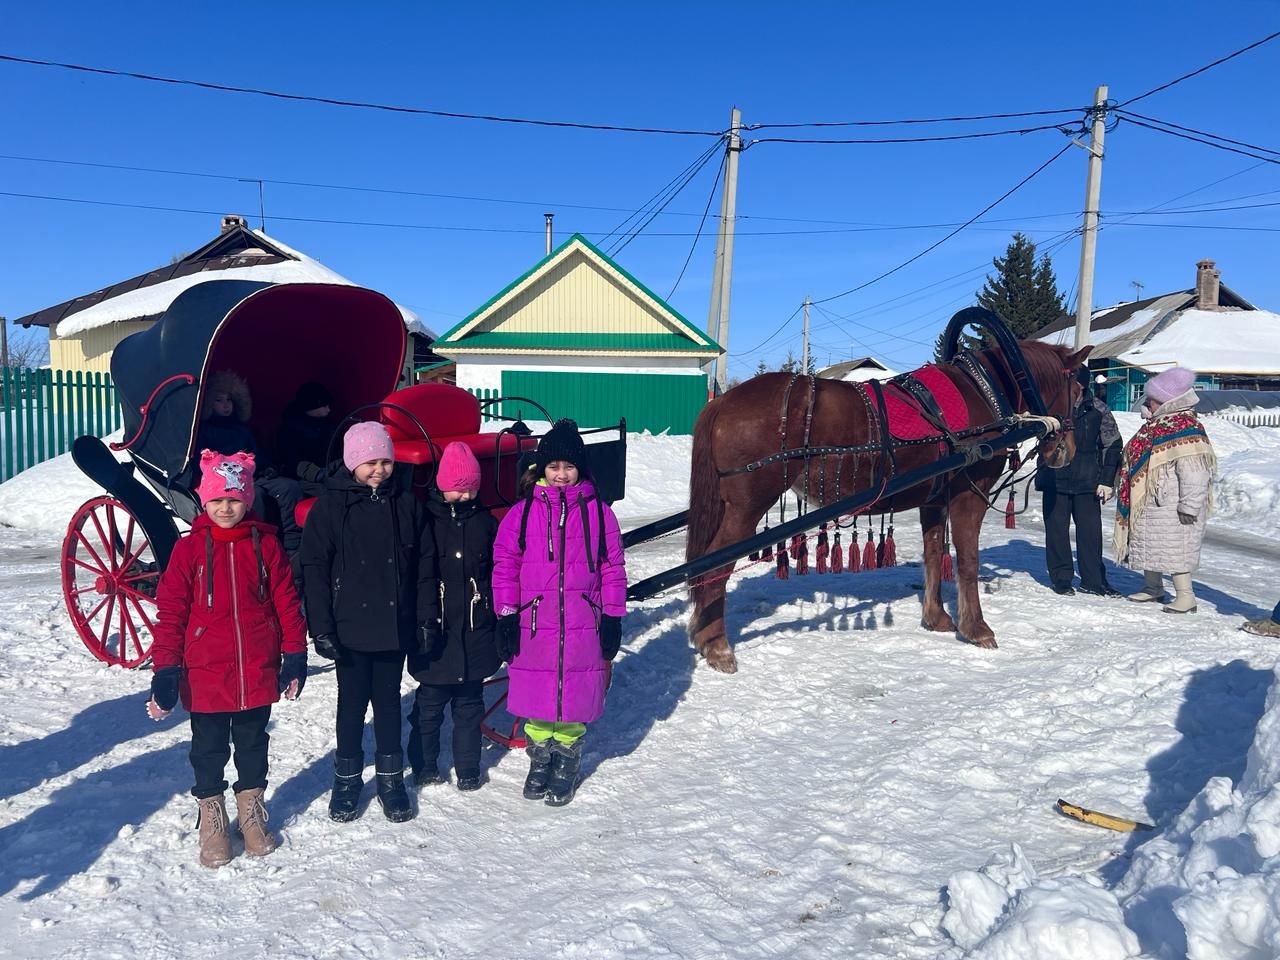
[300,466,439,653]
[1035,395,1123,495]
[408,494,501,685]
[277,406,337,481]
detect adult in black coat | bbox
[1035,369,1123,596]
[406,488,502,789]
[277,382,339,494]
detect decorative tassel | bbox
[941,539,955,581]
[815,525,829,574]
[876,516,886,568]
[848,530,862,573]
[830,531,844,573]
[791,534,808,575]
[882,524,897,567]
[862,530,878,571]
[1005,489,1017,529]
[775,539,789,579]
[762,526,774,561]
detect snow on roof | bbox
[1117,307,1280,373]
[55,230,431,339]
[1034,297,1182,357]
[836,365,899,383]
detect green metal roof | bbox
[434,233,723,353]
[439,331,719,354]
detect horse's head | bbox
[1028,343,1093,469]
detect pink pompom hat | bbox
[195,449,256,507]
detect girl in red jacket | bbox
[147,450,308,869]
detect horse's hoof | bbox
[704,646,739,674]
[960,627,998,649]
[921,613,957,633]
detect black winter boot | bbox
[522,740,554,800]
[328,755,364,823]
[544,739,583,807]
[375,752,414,822]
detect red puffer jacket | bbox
[152,515,307,713]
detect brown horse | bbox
[686,340,1091,672]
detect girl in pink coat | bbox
[492,419,626,806]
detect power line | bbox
[610,144,723,256]
[730,303,804,356]
[602,140,724,254]
[0,53,724,137]
[1103,221,1280,233]
[1118,30,1280,106]
[750,107,1089,129]
[1119,115,1280,166]
[667,149,726,299]
[748,121,1076,147]
[1115,110,1280,158]
[1107,199,1280,215]
[810,141,1074,306]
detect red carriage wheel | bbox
[61,496,161,668]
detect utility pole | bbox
[1073,85,1108,350]
[0,316,7,370]
[708,107,742,395]
[801,296,810,374]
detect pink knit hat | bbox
[436,441,482,493]
[1143,366,1197,404]
[343,421,395,471]
[195,449,256,507]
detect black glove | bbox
[1177,511,1197,526]
[151,666,181,712]
[600,615,623,661]
[419,622,442,656]
[313,633,341,661]
[257,466,279,481]
[496,615,521,662]
[278,651,307,697]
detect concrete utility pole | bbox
[544,213,555,256]
[708,106,742,395]
[801,296,811,374]
[1074,85,1108,350]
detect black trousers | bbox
[189,706,271,799]
[335,649,406,759]
[406,681,486,779]
[1043,490,1107,590]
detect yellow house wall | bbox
[49,321,152,376]
[474,252,675,336]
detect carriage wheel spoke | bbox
[121,515,136,568]
[117,583,158,605]
[122,598,148,660]
[125,594,156,631]
[98,595,118,657]
[106,506,122,573]
[118,570,158,586]
[81,594,109,626]
[88,509,114,572]
[74,531,111,576]
[70,556,108,576]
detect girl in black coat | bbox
[300,422,440,823]
[407,443,501,791]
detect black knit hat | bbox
[1075,366,1091,389]
[294,381,333,413]
[535,418,587,472]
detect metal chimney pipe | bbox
[544,213,555,256]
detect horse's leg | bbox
[949,489,997,649]
[689,499,766,674]
[918,504,956,632]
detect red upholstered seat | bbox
[295,497,316,529]
[381,383,481,443]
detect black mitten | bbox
[151,666,181,711]
[496,615,521,662]
[278,651,308,697]
[599,615,623,662]
[313,634,341,662]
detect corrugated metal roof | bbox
[439,332,717,354]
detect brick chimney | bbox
[1195,258,1220,310]
[221,214,248,234]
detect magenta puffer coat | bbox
[492,481,626,724]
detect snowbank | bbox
[0,434,127,532]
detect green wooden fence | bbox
[0,368,123,482]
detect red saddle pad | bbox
[860,366,970,441]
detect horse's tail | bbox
[686,398,725,608]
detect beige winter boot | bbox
[235,787,278,857]
[1128,570,1166,603]
[1163,573,1197,614]
[196,795,233,868]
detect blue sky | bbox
[3,2,1278,377]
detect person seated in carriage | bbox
[197,370,304,555]
[277,380,340,494]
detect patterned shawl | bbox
[1113,407,1215,562]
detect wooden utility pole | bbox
[708,107,742,395]
[801,296,810,374]
[1074,85,1108,350]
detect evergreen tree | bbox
[976,233,1066,339]
[755,359,768,377]
[780,351,800,374]
[932,329,950,364]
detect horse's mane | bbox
[1017,340,1074,386]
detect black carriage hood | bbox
[110,279,407,481]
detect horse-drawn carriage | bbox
[60,279,626,671]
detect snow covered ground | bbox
[1,431,1278,958]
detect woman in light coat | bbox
[1113,366,1216,613]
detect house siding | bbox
[501,370,709,434]
[49,322,152,376]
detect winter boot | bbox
[196,795,233,869]
[455,771,483,792]
[414,767,448,788]
[544,739,584,808]
[375,752,414,823]
[235,787,277,857]
[1243,616,1280,638]
[328,755,364,823]
[522,739,554,800]
[1163,573,1198,614]
[1127,570,1166,603]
